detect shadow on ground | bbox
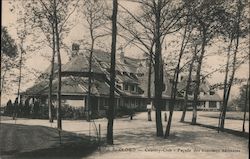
[181,121,249,139]
[113,124,204,148]
[13,142,99,159]
[0,123,100,159]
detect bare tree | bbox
[8,1,30,120]
[107,0,118,145]
[180,43,198,122]
[118,0,183,137]
[219,0,247,131]
[242,80,249,132]
[165,10,193,137]
[24,0,79,128]
[80,0,108,121]
[181,0,225,125]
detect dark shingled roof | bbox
[23,80,49,96]
[22,49,221,102]
[23,76,116,97]
[62,54,103,74]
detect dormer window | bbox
[137,73,144,77]
[130,73,137,79]
[116,85,121,90]
[131,85,136,92]
[187,90,192,95]
[124,84,129,91]
[210,91,215,95]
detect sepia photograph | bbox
[0,0,249,159]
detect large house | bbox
[20,45,222,116]
[176,75,222,111]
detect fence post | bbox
[98,124,101,144]
[58,129,62,145]
[164,112,167,122]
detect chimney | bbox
[118,46,124,63]
[71,43,80,58]
[72,43,80,52]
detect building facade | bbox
[21,46,222,117]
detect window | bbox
[116,85,121,90]
[131,85,136,92]
[130,73,137,79]
[124,84,129,91]
[180,90,185,96]
[137,73,144,77]
[116,70,122,75]
[210,91,215,95]
[209,101,217,108]
[187,90,192,95]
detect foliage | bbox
[235,84,249,111]
[1,27,19,94]
[3,102,86,120]
[1,27,18,57]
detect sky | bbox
[1,0,249,105]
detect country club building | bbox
[20,45,222,116]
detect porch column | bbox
[216,101,220,109]
[116,98,119,109]
[83,96,86,108]
[205,101,209,109]
[97,97,100,112]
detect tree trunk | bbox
[16,28,25,119]
[147,49,153,121]
[107,0,118,145]
[191,30,207,125]
[180,45,197,122]
[242,80,249,132]
[87,37,95,121]
[220,0,242,130]
[48,24,56,123]
[54,0,62,130]
[243,27,250,132]
[165,16,190,137]
[0,0,2,122]
[220,36,239,130]
[218,38,232,132]
[154,0,163,137]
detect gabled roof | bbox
[137,67,172,98]
[176,75,222,101]
[177,75,214,92]
[22,49,221,102]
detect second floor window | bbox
[124,84,129,91]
